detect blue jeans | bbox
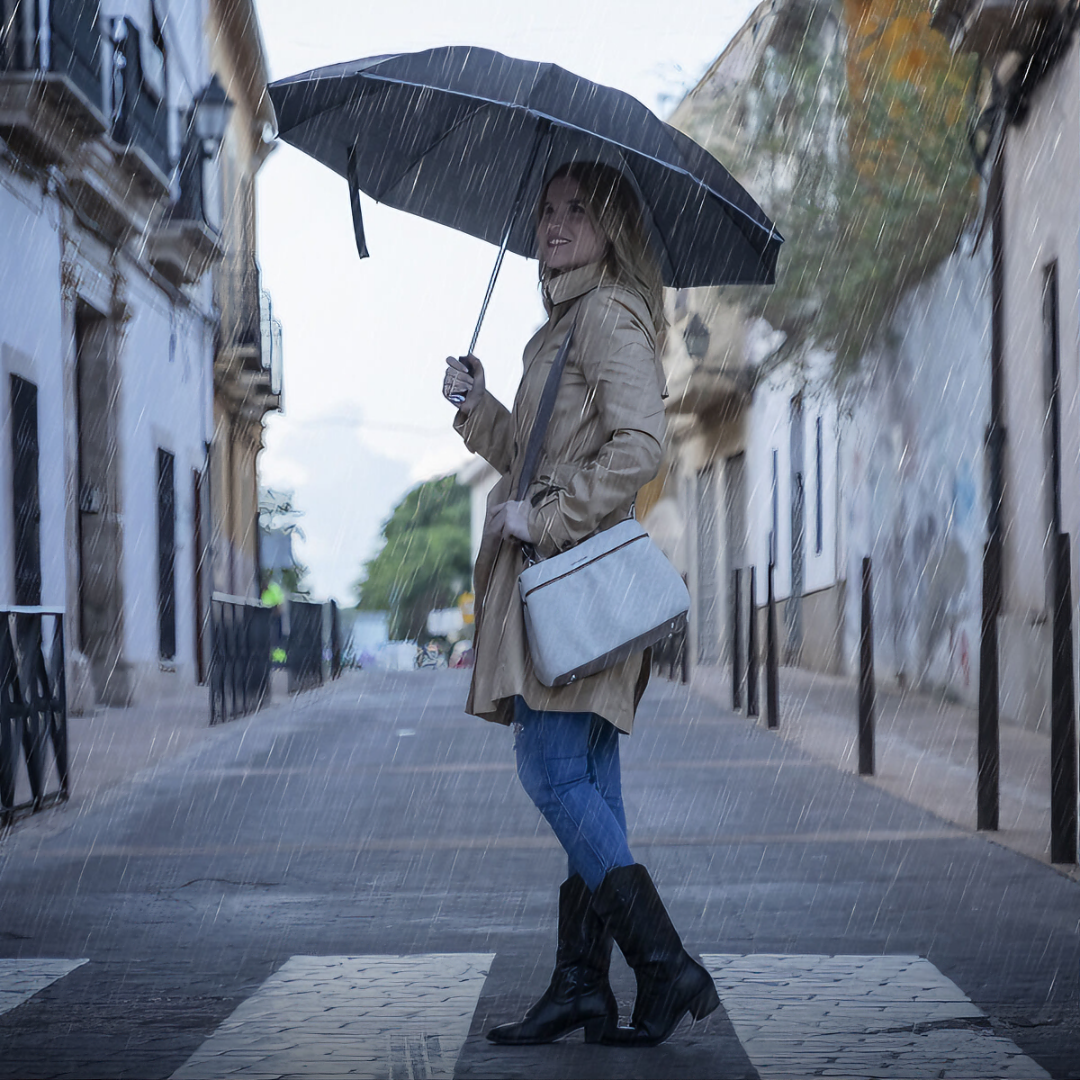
[512,697,635,892]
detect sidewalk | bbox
[3,670,292,839]
[691,663,1077,878]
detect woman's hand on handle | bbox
[443,354,485,415]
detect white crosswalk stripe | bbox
[0,958,87,1017]
[0,952,1053,1077]
[169,953,493,1080]
[702,954,1051,1079]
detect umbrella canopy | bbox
[268,46,782,290]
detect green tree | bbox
[355,475,472,641]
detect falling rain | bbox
[0,1,1077,1078]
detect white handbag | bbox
[514,318,689,688]
[519,517,689,686]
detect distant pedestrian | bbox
[443,162,719,1047]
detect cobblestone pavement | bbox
[0,670,1076,1078]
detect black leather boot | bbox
[487,875,617,1044]
[591,863,720,1046]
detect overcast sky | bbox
[253,0,762,602]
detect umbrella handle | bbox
[468,119,549,356]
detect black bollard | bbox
[978,539,1000,831]
[766,561,779,730]
[1051,532,1078,864]
[330,599,342,680]
[859,556,875,776]
[747,566,759,718]
[732,568,743,711]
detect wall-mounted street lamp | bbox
[192,74,234,157]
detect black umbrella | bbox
[268,46,782,350]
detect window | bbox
[157,448,176,660]
[696,466,720,665]
[815,415,824,555]
[770,448,779,568]
[10,375,41,607]
[142,7,167,103]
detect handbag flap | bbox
[519,519,645,596]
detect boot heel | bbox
[688,980,720,1021]
[583,1017,608,1043]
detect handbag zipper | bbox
[521,533,648,600]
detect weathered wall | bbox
[997,44,1080,733]
[0,176,66,610]
[116,267,214,695]
[841,241,990,704]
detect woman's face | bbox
[536,176,607,272]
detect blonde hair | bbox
[539,162,666,336]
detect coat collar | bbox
[544,261,608,316]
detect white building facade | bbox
[0,0,277,707]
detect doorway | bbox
[75,302,131,705]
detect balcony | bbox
[1,2,175,244]
[217,256,262,365]
[108,16,170,190]
[931,0,1059,57]
[0,0,108,165]
[146,127,225,285]
[215,258,283,419]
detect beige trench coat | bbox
[454,261,667,733]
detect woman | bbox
[442,162,718,1047]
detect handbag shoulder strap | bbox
[515,319,576,502]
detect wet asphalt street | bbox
[0,670,1077,1079]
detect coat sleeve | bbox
[526,289,666,556]
[453,390,514,476]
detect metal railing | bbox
[329,600,342,680]
[286,598,325,694]
[209,593,271,725]
[173,125,208,226]
[285,598,344,693]
[216,257,284,395]
[0,6,171,182]
[0,0,103,113]
[209,594,345,723]
[217,256,263,361]
[0,608,69,828]
[109,17,170,179]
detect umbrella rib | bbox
[369,98,497,204]
[519,63,779,258]
[525,109,780,243]
[340,71,780,243]
[360,78,777,243]
[367,69,773,234]
[361,72,530,117]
